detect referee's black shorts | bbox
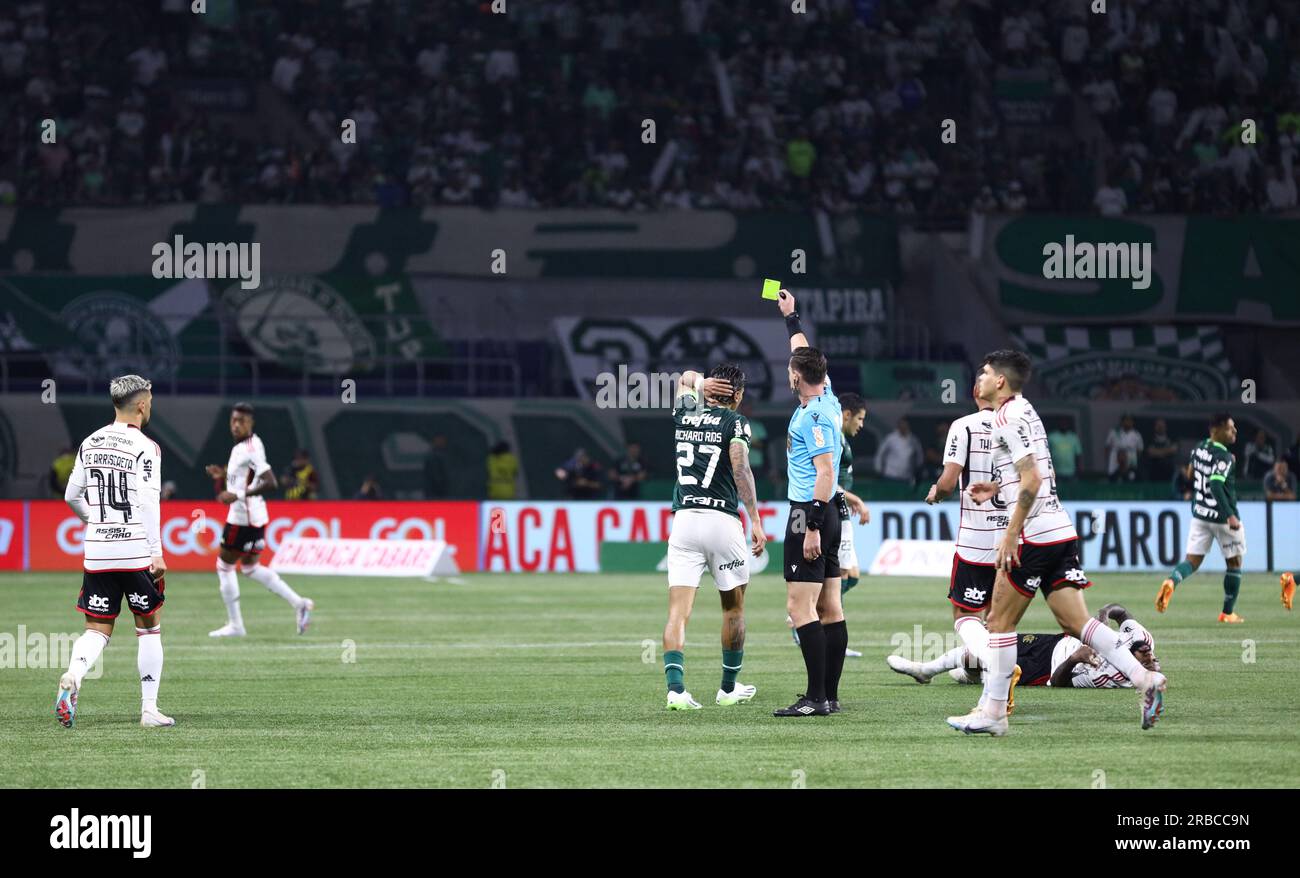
[783,499,843,583]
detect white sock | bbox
[920,646,968,676]
[242,563,304,607]
[67,629,110,687]
[217,559,244,628]
[983,632,1018,719]
[954,615,989,668]
[1082,617,1149,687]
[136,625,163,712]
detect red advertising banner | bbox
[0,501,24,571]
[25,501,480,572]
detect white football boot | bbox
[666,690,702,710]
[296,598,315,634]
[716,682,756,706]
[1139,670,1167,730]
[947,708,1007,736]
[208,623,246,638]
[141,707,176,727]
[886,654,935,684]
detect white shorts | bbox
[838,519,859,570]
[1186,518,1246,560]
[667,509,749,591]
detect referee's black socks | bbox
[822,620,848,701]
[796,621,827,702]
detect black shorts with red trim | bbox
[1008,539,1091,598]
[1016,632,1067,687]
[948,556,995,611]
[221,523,267,554]
[783,500,843,582]
[77,569,166,619]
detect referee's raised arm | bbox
[777,289,809,350]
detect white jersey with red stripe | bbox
[1049,631,1144,689]
[225,433,272,527]
[942,408,999,564]
[989,394,1077,545]
[64,422,162,573]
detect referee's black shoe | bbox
[827,699,841,714]
[773,695,830,717]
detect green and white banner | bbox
[1012,325,1238,401]
[983,215,1300,325]
[0,273,440,379]
[0,207,899,283]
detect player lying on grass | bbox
[945,350,1167,737]
[888,604,1160,705]
[662,365,768,710]
[923,384,997,680]
[56,375,174,728]
[205,401,314,638]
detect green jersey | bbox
[838,434,854,491]
[670,390,751,518]
[1189,438,1238,523]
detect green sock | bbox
[1222,571,1242,614]
[664,650,685,694]
[1169,560,1195,586]
[841,575,860,595]
[721,649,743,693]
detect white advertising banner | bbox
[271,538,459,577]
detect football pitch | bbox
[1,570,1296,789]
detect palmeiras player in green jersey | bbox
[662,365,769,710]
[1156,413,1250,622]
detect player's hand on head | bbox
[777,289,795,316]
[701,377,733,399]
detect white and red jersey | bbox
[942,408,999,565]
[1048,636,1131,688]
[989,394,1077,545]
[64,422,162,573]
[225,433,272,526]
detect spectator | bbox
[48,446,75,496]
[1105,415,1144,479]
[555,448,605,500]
[1173,461,1194,501]
[610,441,647,500]
[1109,449,1138,483]
[1285,432,1300,475]
[423,434,452,499]
[1244,429,1276,479]
[1145,419,1179,482]
[353,474,384,500]
[1047,418,1083,480]
[924,423,948,481]
[486,441,519,500]
[875,417,923,483]
[282,449,320,500]
[1264,461,1297,501]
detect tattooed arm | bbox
[730,441,767,556]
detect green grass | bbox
[1,570,1296,788]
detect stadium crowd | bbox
[2,0,1297,221]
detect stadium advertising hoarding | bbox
[479,500,1293,574]
[7,499,1292,574]
[22,501,479,572]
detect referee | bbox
[773,290,848,717]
